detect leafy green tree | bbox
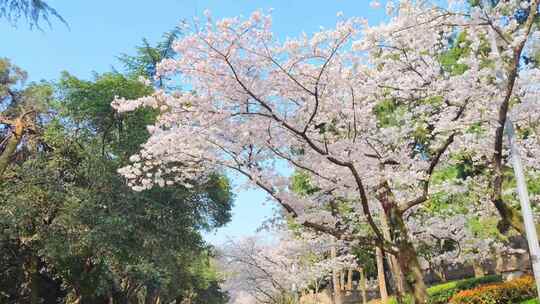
[0,69,233,303]
[118,27,182,88]
[0,58,52,181]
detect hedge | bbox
[450,275,536,304]
[385,275,502,304]
[427,275,502,304]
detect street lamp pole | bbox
[505,119,540,300]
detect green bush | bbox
[427,275,502,304]
[383,275,502,304]
[450,275,536,304]
[388,295,413,304]
[521,299,539,304]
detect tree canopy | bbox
[0,52,233,304]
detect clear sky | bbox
[2,0,386,245]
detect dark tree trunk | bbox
[390,209,428,303]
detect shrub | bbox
[388,295,414,304]
[427,275,502,304]
[382,276,502,304]
[450,275,536,304]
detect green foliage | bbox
[0,0,66,29]
[423,154,489,215]
[118,27,182,88]
[291,171,319,197]
[467,217,504,240]
[388,294,414,304]
[373,99,405,127]
[422,189,468,215]
[1,58,52,116]
[0,59,55,181]
[0,57,27,92]
[439,32,471,76]
[502,170,540,206]
[0,67,233,303]
[57,71,155,158]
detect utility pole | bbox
[506,119,540,301]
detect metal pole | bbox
[292,263,299,303]
[505,119,540,300]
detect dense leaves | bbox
[0,62,233,303]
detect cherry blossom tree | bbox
[218,231,355,304]
[479,0,540,236]
[113,1,540,302]
[411,212,508,279]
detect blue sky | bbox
[2,0,385,245]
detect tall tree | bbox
[119,26,183,88]
[0,58,51,181]
[0,70,233,303]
